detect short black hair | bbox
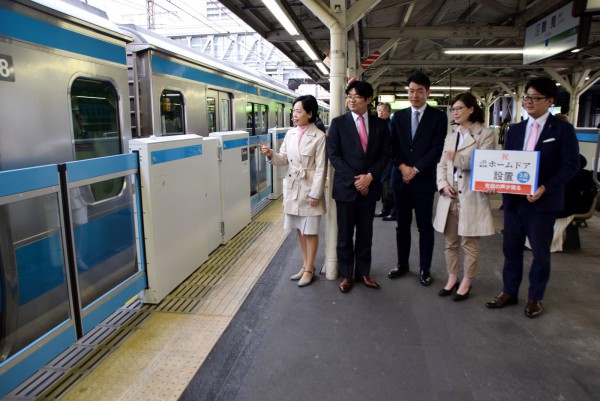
[346,80,374,99]
[450,92,484,124]
[406,72,431,89]
[293,95,319,123]
[525,77,558,101]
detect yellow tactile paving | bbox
[59,200,288,401]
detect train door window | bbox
[256,104,268,135]
[207,96,216,132]
[220,98,231,131]
[246,103,254,135]
[70,78,123,201]
[160,90,184,135]
[278,103,285,127]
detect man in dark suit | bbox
[387,72,448,286]
[375,102,395,221]
[327,80,390,293]
[485,77,580,318]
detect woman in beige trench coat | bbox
[261,95,327,287]
[433,93,495,301]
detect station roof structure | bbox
[218,0,600,97]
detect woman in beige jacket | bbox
[433,93,495,301]
[261,95,327,287]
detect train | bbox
[0,0,328,396]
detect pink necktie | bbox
[525,120,539,151]
[358,115,368,153]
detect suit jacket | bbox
[433,122,495,236]
[327,112,390,202]
[269,124,327,216]
[390,105,448,192]
[503,113,580,212]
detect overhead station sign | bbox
[523,2,580,64]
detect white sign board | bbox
[471,149,540,195]
[523,2,579,64]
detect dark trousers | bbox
[394,187,435,271]
[502,197,556,300]
[380,179,395,215]
[335,196,377,279]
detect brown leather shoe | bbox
[524,300,543,318]
[339,278,353,293]
[485,292,518,309]
[359,276,380,289]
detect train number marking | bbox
[0,55,15,82]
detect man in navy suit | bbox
[327,80,390,293]
[486,77,579,318]
[387,72,448,286]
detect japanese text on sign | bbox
[471,149,540,195]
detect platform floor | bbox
[27,197,600,401]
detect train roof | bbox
[118,23,301,101]
[21,0,132,42]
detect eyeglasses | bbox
[408,89,426,95]
[450,106,465,113]
[346,94,364,101]
[522,95,547,103]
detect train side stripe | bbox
[152,56,294,102]
[153,56,256,95]
[0,8,126,65]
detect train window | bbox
[160,90,184,135]
[220,98,231,131]
[70,78,123,201]
[256,104,268,135]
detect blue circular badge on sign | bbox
[517,171,530,183]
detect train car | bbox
[119,24,311,205]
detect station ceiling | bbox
[218,0,600,99]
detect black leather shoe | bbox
[524,299,543,318]
[388,265,409,279]
[419,270,433,286]
[382,215,396,221]
[438,280,460,297]
[453,287,471,302]
[485,292,518,309]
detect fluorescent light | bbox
[397,93,447,97]
[404,86,471,91]
[262,0,299,36]
[315,62,329,75]
[297,40,319,60]
[444,47,524,55]
[379,95,396,102]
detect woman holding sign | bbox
[433,93,495,301]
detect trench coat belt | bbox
[288,165,315,180]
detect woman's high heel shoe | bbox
[453,286,471,302]
[298,269,315,287]
[438,280,460,297]
[290,268,304,281]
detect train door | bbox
[246,103,270,200]
[207,90,232,133]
